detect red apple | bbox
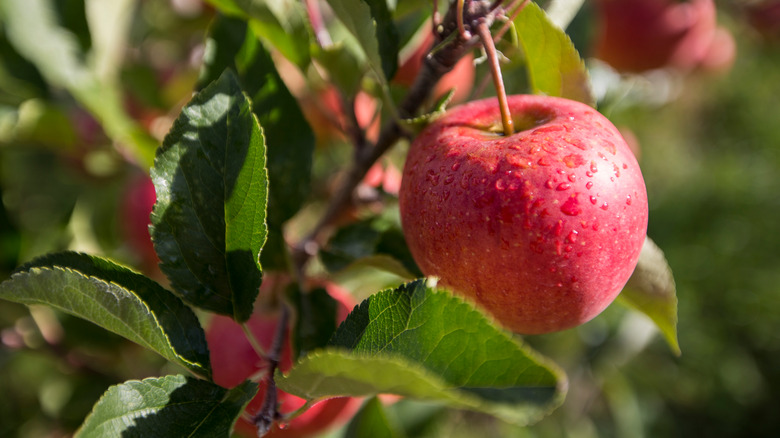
[394,30,475,105]
[745,1,780,41]
[594,0,732,73]
[120,173,159,273]
[206,281,360,437]
[399,95,648,334]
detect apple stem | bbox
[252,303,290,435]
[476,20,514,135]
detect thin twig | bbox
[252,304,290,436]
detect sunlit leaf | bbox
[151,70,268,321]
[278,279,567,426]
[619,236,680,355]
[0,252,211,378]
[76,375,257,438]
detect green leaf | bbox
[150,70,268,322]
[510,1,594,106]
[0,252,211,378]
[321,220,422,278]
[290,285,339,360]
[76,375,257,438]
[619,237,680,355]
[326,0,397,84]
[198,16,315,245]
[0,0,158,167]
[345,397,403,438]
[203,0,312,69]
[277,280,566,426]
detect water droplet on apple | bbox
[589,195,597,205]
[564,137,588,151]
[495,179,507,191]
[613,163,621,178]
[451,162,461,171]
[586,181,593,189]
[626,195,632,205]
[590,162,598,173]
[545,179,555,189]
[622,163,628,169]
[566,230,579,243]
[444,175,454,185]
[460,173,470,189]
[600,202,609,210]
[568,174,577,183]
[426,154,436,163]
[556,183,571,191]
[560,195,581,216]
[554,220,564,236]
[538,156,551,166]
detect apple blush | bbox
[399,95,648,334]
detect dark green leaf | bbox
[198,18,315,259]
[203,0,312,68]
[345,397,403,438]
[510,1,594,106]
[0,252,211,378]
[321,220,422,278]
[326,0,395,84]
[151,70,268,321]
[619,236,680,355]
[76,375,257,438]
[289,285,339,360]
[277,279,567,426]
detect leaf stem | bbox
[476,20,513,136]
[241,322,267,360]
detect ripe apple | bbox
[745,1,780,41]
[399,95,648,334]
[206,281,360,437]
[394,30,476,105]
[593,0,733,73]
[120,173,159,273]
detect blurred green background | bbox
[1,1,779,437]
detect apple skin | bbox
[399,95,648,334]
[206,281,360,437]
[594,0,732,73]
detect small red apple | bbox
[120,173,159,273]
[399,95,648,334]
[594,0,733,73]
[206,281,359,437]
[394,30,476,105]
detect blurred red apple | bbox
[394,30,475,104]
[594,0,734,73]
[299,87,380,146]
[206,280,360,437]
[745,1,780,41]
[120,173,159,273]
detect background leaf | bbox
[277,280,567,426]
[0,0,158,167]
[326,0,398,85]
[345,397,403,438]
[150,70,268,321]
[0,252,211,378]
[509,1,594,106]
[619,236,680,355]
[203,0,312,69]
[76,375,257,438]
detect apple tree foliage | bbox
[0,0,678,436]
